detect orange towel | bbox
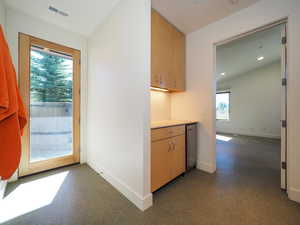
[0,25,27,180]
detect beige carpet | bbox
[3,134,300,225]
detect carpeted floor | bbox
[3,134,300,225]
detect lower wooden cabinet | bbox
[170,135,186,180]
[151,138,172,192]
[151,126,186,192]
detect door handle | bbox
[171,140,175,151]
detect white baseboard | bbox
[8,171,18,182]
[216,130,280,139]
[288,187,300,203]
[0,180,7,200]
[141,193,153,210]
[197,160,216,174]
[87,161,152,211]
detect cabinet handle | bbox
[172,141,175,151]
[168,141,172,152]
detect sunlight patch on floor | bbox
[216,134,232,142]
[0,171,69,223]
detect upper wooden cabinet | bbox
[151,9,172,89]
[151,9,186,91]
[171,28,186,91]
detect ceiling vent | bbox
[192,0,206,3]
[229,0,239,4]
[49,6,69,17]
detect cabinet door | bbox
[151,138,172,192]
[170,135,186,180]
[151,9,172,89]
[171,28,186,91]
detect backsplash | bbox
[150,90,171,122]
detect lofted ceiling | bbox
[216,24,283,83]
[152,0,261,34]
[4,0,120,36]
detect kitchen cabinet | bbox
[151,9,185,91]
[170,135,186,179]
[151,125,186,192]
[151,9,172,89]
[151,138,172,192]
[171,28,186,91]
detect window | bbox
[216,92,230,120]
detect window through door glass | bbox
[216,92,230,120]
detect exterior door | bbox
[281,24,287,190]
[18,33,81,176]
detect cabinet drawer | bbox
[151,125,185,142]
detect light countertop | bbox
[151,120,198,129]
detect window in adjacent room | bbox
[216,91,230,120]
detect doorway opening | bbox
[18,34,81,177]
[215,22,287,190]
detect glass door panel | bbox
[30,47,73,162]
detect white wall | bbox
[217,62,281,138]
[86,0,152,211]
[0,1,6,198]
[5,8,89,180]
[150,91,171,122]
[171,0,300,203]
[0,0,5,29]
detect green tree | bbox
[30,50,73,102]
[217,102,228,113]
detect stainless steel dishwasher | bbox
[186,123,197,171]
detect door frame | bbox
[280,24,288,190]
[213,19,288,190]
[18,33,81,177]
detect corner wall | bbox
[171,0,300,203]
[86,0,152,210]
[217,62,281,138]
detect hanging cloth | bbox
[0,25,27,180]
